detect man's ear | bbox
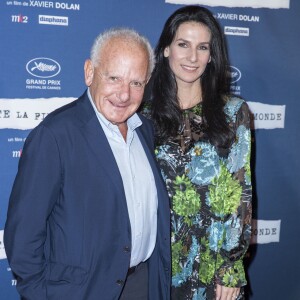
[84,59,94,86]
[163,47,170,58]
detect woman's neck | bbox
[177,82,202,110]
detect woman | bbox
[143,5,252,300]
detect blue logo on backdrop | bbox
[26,58,61,78]
[230,66,242,83]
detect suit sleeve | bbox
[4,124,61,299]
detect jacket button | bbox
[123,246,130,252]
[116,279,124,286]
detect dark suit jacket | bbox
[4,91,171,300]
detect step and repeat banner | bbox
[1,0,299,299]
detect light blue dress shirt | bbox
[88,89,158,267]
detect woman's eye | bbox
[198,45,209,50]
[178,42,187,48]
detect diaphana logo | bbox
[230,66,241,83]
[38,15,68,26]
[224,26,249,36]
[26,58,61,78]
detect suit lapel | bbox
[77,92,125,198]
[136,125,165,194]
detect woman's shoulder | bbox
[224,95,245,108]
[224,95,249,120]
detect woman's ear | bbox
[84,59,94,87]
[163,47,170,58]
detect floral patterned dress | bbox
[145,97,252,299]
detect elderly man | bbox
[4,28,170,300]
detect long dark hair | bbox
[151,5,234,148]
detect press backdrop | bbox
[1,0,299,299]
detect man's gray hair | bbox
[90,28,155,79]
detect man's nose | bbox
[117,82,130,102]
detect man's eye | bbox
[109,76,120,82]
[131,81,143,87]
